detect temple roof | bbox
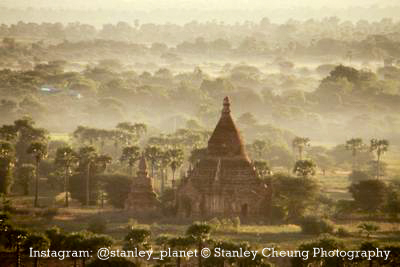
[207,97,248,159]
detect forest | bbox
[1,7,400,267]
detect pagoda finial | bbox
[222,96,231,114]
[138,153,148,176]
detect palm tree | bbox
[16,164,35,196]
[124,227,151,266]
[251,139,268,159]
[78,146,97,206]
[292,137,310,160]
[159,150,171,194]
[22,233,50,267]
[370,139,389,179]
[54,147,78,207]
[27,142,47,207]
[144,145,163,178]
[6,228,28,267]
[168,148,184,187]
[186,222,211,267]
[120,146,140,176]
[95,154,112,208]
[345,138,365,171]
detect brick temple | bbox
[176,97,269,221]
[125,154,160,213]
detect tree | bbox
[116,122,147,141]
[78,146,97,206]
[253,160,270,178]
[345,138,365,171]
[14,118,47,165]
[251,140,268,159]
[124,227,151,266]
[168,236,194,267]
[0,124,17,141]
[45,226,66,252]
[5,228,28,267]
[188,148,207,166]
[271,174,319,222]
[159,150,171,194]
[293,160,316,178]
[386,184,400,219]
[120,146,140,176]
[370,139,389,179]
[93,154,112,208]
[168,148,184,187]
[0,141,15,195]
[22,233,50,267]
[63,232,86,267]
[349,179,387,213]
[186,222,212,267]
[16,164,35,195]
[144,145,162,178]
[358,223,379,238]
[27,142,47,207]
[100,174,131,208]
[54,146,78,207]
[291,236,345,267]
[292,137,310,160]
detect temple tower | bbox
[176,97,268,221]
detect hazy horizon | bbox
[0,0,400,25]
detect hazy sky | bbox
[1,0,398,9]
[1,0,398,25]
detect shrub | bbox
[299,215,334,235]
[232,216,241,228]
[208,217,221,230]
[335,227,352,237]
[348,171,371,183]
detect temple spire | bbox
[207,96,248,159]
[222,96,231,115]
[137,153,148,177]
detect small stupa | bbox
[125,153,160,212]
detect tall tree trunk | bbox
[129,163,133,177]
[352,150,356,171]
[65,167,69,207]
[161,169,165,194]
[34,159,39,207]
[16,243,21,267]
[198,243,202,267]
[172,170,176,188]
[86,162,90,206]
[376,154,381,179]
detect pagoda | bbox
[125,154,160,213]
[176,97,268,220]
